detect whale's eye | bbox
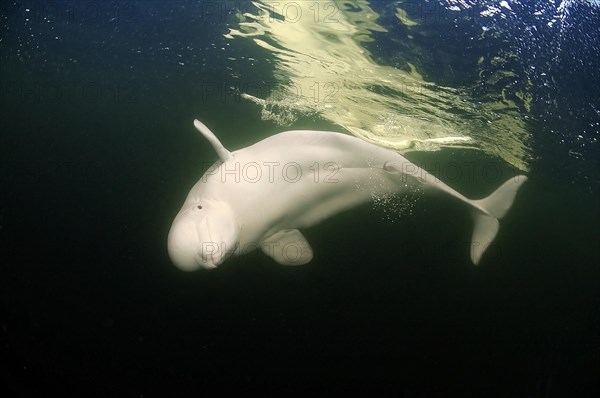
[197,205,203,210]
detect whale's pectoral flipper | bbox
[193,119,233,162]
[262,229,314,265]
[470,175,528,265]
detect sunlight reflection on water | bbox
[226,0,532,171]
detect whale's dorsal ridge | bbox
[193,119,233,162]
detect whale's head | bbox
[168,200,240,271]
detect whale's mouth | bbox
[195,241,239,269]
[194,253,218,269]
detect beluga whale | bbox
[168,119,527,270]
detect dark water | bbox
[1,1,598,396]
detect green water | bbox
[0,1,598,396]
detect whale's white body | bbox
[168,120,527,270]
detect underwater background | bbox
[1,1,598,396]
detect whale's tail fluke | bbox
[469,175,528,264]
[380,160,527,264]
